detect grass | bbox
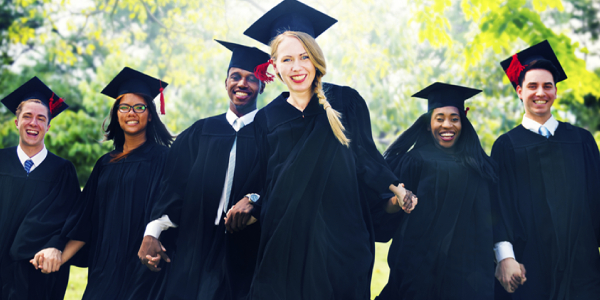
[64,266,86,300]
[63,242,393,300]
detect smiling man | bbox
[137,40,270,300]
[492,40,600,299]
[0,77,80,300]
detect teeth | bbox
[26,130,38,135]
[292,75,305,81]
[126,121,138,124]
[534,100,547,104]
[441,132,454,137]
[236,92,248,97]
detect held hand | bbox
[30,248,62,274]
[225,197,255,233]
[495,258,526,293]
[388,184,418,214]
[138,235,170,272]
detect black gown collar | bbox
[265,92,325,130]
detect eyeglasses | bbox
[118,104,147,114]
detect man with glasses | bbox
[137,41,270,299]
[0,77,80,299]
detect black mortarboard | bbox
[215,40,274,83]
[1,76,68,119]
[412,82,481,113]
[101,67,168,114]
[244,0,337,46]
[500,40,567,90]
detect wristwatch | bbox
[246,193,260,204]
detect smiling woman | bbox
[235,1,417,299]
[377,82,497,299]
[30,67,174,300]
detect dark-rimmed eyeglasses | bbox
[118,104,147,114]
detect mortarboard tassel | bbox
[159,80,165,115]
[506,54,527,85]
[464,107,470,116]
[49,92,64,117]
[254,60,275,83]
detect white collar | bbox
[17,144,48,170]
[226,109,258,131]
[522,115,558,136]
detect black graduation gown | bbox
[248,84,397,300]
[491,123,600,300]
[150,113,261,300]
[66,141,169,300]
[375,143,494,300]
[0,147,80,300]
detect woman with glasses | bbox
[31,67,173,300]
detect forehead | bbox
[20,102,49,118]
[523,68,554,83]
[432,106,460,115]
[228,67,254,77]
[120,93,147,105]
[277,36,306,55]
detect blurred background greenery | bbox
[1,0,598,299]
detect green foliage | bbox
[1,0,597,296]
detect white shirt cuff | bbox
[144,215,177,239]
[494,241,515,263]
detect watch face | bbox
[249,194,259,202]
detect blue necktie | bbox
[538,126,550,138]
[24,159,34,174]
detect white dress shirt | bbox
[144,109,258,239]
[17,145,48,173]
[521,114,558,136]
[493,114,559,263]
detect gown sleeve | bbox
[343,87,399,197]
[581,130,600,245]
[490,136,525,247]
[65,157,103,243]
[249,110,269,220]
[150,122,203,225]
[10,161,80,259]
[372,152,422,243]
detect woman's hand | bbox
[30,248,62,274]
[388,183,418,213]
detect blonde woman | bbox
[227,1,417,299]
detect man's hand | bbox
[30,248,62,274]
[225,197,256,233]
[138,235,170,272]
[495,258,527,293]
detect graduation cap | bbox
[500,40,567,90]
[244,0,337,46]
[1,76,68,119]
[215,39,274,83]
[412,82,481,114]
[101,67,168,114]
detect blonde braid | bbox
[315,81,350,147]
[271,31,350,147]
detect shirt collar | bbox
[226,109,258,131]
[17,144,48,168]
[522,115,558,136]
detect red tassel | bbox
[254,60,274,84]
[48,92,64,116]
[159,80,165,115]
[506,54,527,84]
[465,107,470,116]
